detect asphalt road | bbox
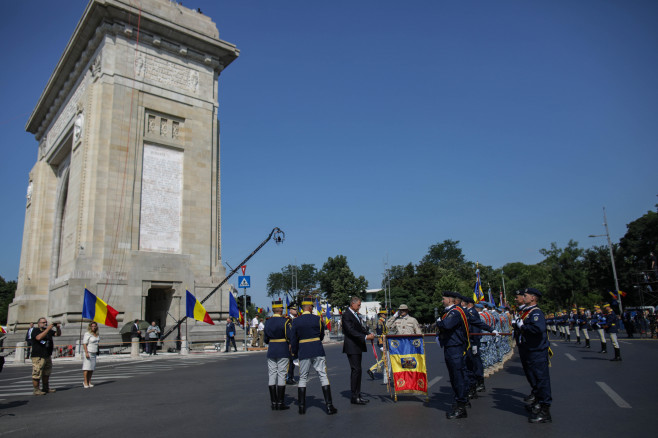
[1,337,656,437]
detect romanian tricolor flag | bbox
[82,289,119,328]
[0,326,7,334]
[387,335,428,396]
[186,290,214,325]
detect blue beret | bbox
[475,303,484,309]
[524,287,542,297]
[462,295,474,304]
[443,291,458,299]
[515,290,525,296]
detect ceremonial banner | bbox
[386,335,428,399]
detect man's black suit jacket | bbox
[342,310,368,354]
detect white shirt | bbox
[257,322,265,331]
[251,317,259,328]
[83,332,100,353]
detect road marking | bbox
[619,341,631,345]
[551,343,558,347]
[596,382,631,408]
[565,353,576,361]
[427,376,442,388]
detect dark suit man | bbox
[341,296,375,405]
[130,319,143,352]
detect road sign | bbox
[241,265,246,275]
[238,276,251,288]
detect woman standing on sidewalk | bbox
[83,322,100,388]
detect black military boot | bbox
[297,387,306,415]
[599,343,607,354]
[269,385,278,410]
[525,402,541,414]
[446,402,468,419]
[476,379,486,392]
[566,333,570,342]
[576,336,581,345]
[468,385,478,399]
[321,385,338,415]
[585,338,590,348]
[529,404,552,423]
[610,348,622,362]
[277,385,290,410]
[523,392,536,404]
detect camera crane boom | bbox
[160,227,285,341]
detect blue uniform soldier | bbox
[603,304,622,361]
[462,295,496,396]
[436,291,470,419]
[289,297,337,415]
[264,299,292,410]
[591,305,607,353]
[514,288,552,423]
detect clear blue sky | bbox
[1,0,657,310]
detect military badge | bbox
[391,340,400,349]
[412,339,422,348]
[401,357,417,369]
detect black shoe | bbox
[351,397,368,405]
[523,393,536,403]
[525,402,541,414]
[468,387,478,399]
[476,382,486,392]
[367,369,375,380]
[298,387,306,415]
[529,404,552,423]
[322,385,338,415]
[446,402,468,419]
[277,386,289,410]
[269,385,278,411]
[610,348,622,361]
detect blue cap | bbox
[442,291,458,299]
[475,303,484,309]
[524,287,542,297]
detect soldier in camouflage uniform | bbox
[386,304,422,335]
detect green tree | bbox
[618,209,658,269]
[0,275,17,325]
[317,255,368,307]
[539,240,587,308]
[266,264,318,299]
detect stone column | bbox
[15,341,26,364]
[181,336,189,355]
[131,337,140,358]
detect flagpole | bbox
[501,269,507,306]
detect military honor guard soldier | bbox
[603,303,622,361]
[436,291,470,419]
[513,288,552,423]
[290,297,337,415]
[264,299,292,410]
[462,295,496,396]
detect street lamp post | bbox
[588,206,622,315]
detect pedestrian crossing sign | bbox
[238,276,251,288]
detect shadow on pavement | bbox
[504,365,526,376]
[0,400,29,411]
[489,387,528,417]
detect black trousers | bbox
[347,353,363,398]
[225,336,237,352]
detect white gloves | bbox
[516,319,524,328]
[393,311,399,318]
[493,330,500,337]
[436,317,442,323]
[472,346,478,354]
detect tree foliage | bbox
[0,275,17,325]
[317,255,368,307]
[266,264,318,299]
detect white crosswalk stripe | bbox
[0,356,221,399]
